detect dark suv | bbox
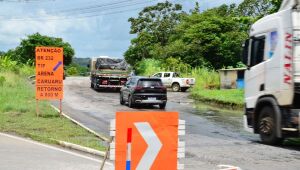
[120,77,167,109]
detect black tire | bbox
[159,103,166,109]
[128,95,135,108]
[258,106,283,145]
[91,82,94,88]
[181,87,188,92]
[120,93,125,105]
[172,83,180,92]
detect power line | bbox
[0,0,55,3]
[0,0,182,21]
[3,6,146,22]
[0,0,154,18]
[51,0,155,15]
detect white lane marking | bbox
[134,122,162,170]
[218,164,242,170]
[0,133,113,166]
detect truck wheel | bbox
[120,93,125,105]
[258,106,283,145]
[172,83,180,92]
[181,87,188,92]
[128,95,135,108]
[91,82,94,89]
[159,103,166,109]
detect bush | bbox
[19,65,35,76]
[0,56,18,73]
[66,67,78,76]
[188,67,220,90]
[135,59,162,76]
[0,76,5,86]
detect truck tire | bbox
[181,87,188,92]
[172,83,180,92]
[128,95,135,108]
[120,93,125,105]
[258,106,283,145]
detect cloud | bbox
[0,8,98,49]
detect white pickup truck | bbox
[152,72,195,92]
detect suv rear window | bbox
[138,79,163,87]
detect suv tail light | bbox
[158,86,167,92]
[134,86,143,91]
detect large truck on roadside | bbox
[90,57,129,91]
[243,0,300,145]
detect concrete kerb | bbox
[56,140,106,157]
[50,104,109,142]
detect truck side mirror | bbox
[87,64,90,68]
[242,39,250,70]
[242,39,250,67]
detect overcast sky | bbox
[0,0,243,58]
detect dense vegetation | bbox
[125,0,282,70]
[2,33,75,66]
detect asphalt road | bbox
[54,77,300,170]
[0,133,113,170]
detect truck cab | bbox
[243,0,300,144]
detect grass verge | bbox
[191,88,244,109]
[0,71,105,151]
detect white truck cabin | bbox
[243,0,300,144]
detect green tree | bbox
[125,1,184,66]
[238,0,283,20]
[11,33,75,65]
[0,51,5,56]
[269,0,283,13]
[237,0,272,18]
[166,4,248,69]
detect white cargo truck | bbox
[243,0,300,144]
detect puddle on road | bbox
[192,101,244,132]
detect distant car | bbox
[152,72,195,92]
[120,77,167,109]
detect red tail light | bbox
[186,79,190,85]
[120,80,126,85]
[158,86,166,92]
[102,80,108,85]
[134,86,143,90]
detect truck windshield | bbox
[138,79,163,87]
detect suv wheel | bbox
[258,106,283,145]
[159,103,166,109]
[128,95,135,108]
[120,93,125,105]
[172,83,180,92]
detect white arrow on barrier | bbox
[134,122,162,170]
